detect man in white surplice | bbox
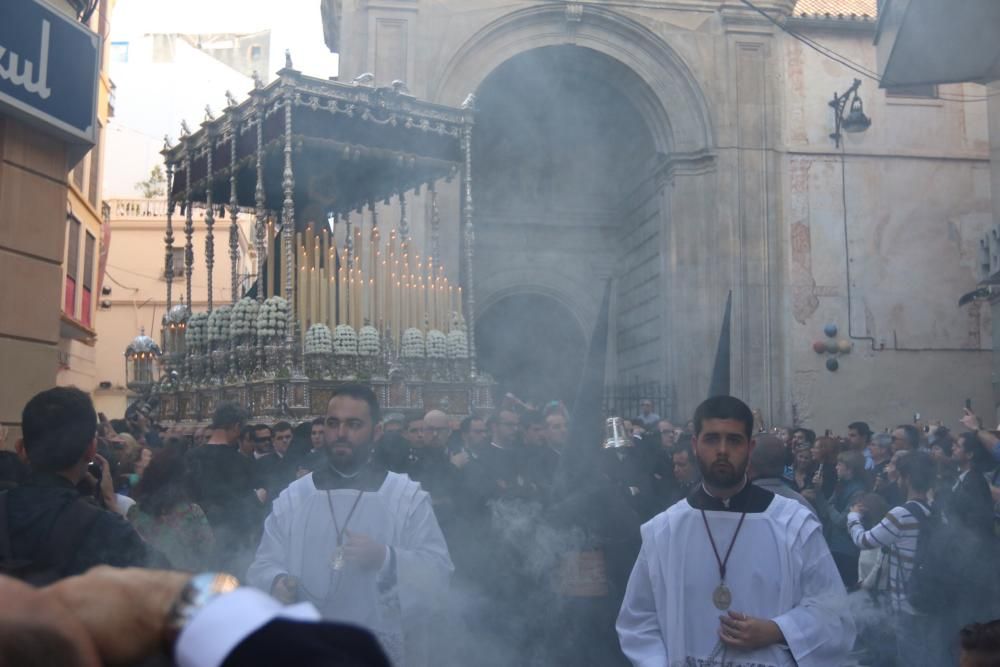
[248,384,453,667]
[616,396,855,667]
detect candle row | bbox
[262,219,465,347]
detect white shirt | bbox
[617,494,855,666]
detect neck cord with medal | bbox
[701,503,747,665]
[700,481,749,611]
[325,461,369,571]
[295,464,369,605]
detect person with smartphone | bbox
[1,387,154,585]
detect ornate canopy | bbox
[164,67,470,223]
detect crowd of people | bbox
[1,385,999,666]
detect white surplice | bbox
[247,471,453,667]
[617,494,855,667]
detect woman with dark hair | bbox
[815,450,868,587]
[792,442,816,492]
[127,440,214,572]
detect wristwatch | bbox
[164,572,241,646]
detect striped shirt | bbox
[847,502,929,614]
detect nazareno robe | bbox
[616,483,855,667]
[247,469,453,667]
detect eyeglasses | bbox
[422,427,450,434]
[253,436,272,443]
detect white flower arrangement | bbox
[305,324,334,355]
[207,305,233,345]
[333,324,359,356]
[186,312,209,351]
[447,329,469,359]
[230,297,260,340]
[358,325,380,357]
[402,328,426,358]
[256,296,291,340]
[426,329,447,359]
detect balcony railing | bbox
[109,198,171,218]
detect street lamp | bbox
[830,78,871,148]
[125,329,162,394]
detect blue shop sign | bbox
[0,0,99,146]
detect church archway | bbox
[468,44,668,392]
[476,292,588,405]
[431,5,717,396]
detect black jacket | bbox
[1,473,151,579]
[947,469,995,541]
[185,444,265,570]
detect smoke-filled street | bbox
[2,0,1000,665]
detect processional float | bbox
[145,56,493,422]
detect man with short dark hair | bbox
[382,413,405,437]
[185,401,264,572]
[252,424,274,458]
[272,422,294,459]
[309,417,325,453]
[544,412,569,451]
[248,384,452,667]
[892,424,921,453]
[662,444,700,508]
[3,387,151,582]
[403,419,424,448]
[847,421,874,470]
[238,425,256,458]
[618,396,853,665]
[459,416,488,452]
[657,419,677,449]
[257,421,295,499]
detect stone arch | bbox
[475,284,591,403]
[431,3,715,157]
[476,266,597,341]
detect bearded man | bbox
[616,396,854,666]
[247,384,453,667]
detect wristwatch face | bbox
[167,573,240,638]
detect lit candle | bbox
[311,267,319,328]
[325,270,337,331]
[265,221,274,299]
[338,265,346,325]
[298,265,307,340]
[394,279,401,347]
[305,223,315,266]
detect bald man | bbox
[750,434,816,516]
[421,411,451,451]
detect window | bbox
[65,217,81,317]
[88,131,101,207]
[886,83,938,99]
[71,159,85,191]
[250,44,262,60]
[82,233,96,327]
[111,41,129,63]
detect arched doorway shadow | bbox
[476,293,587,406]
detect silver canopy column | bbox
[460,94,477,376]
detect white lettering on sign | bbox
[0,19,53,100]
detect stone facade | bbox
[1,1,115,449]
[326,0,993,430]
